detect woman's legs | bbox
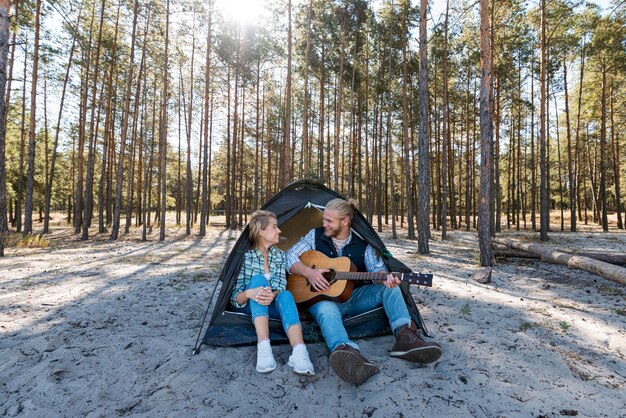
[245,274,276,373]
[274,290,315,375]
[274,290,304,346]
[247,274,271,342]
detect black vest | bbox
[314,227,368,272]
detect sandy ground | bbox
[1,219,626,417]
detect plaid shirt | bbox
[285,229,387,273]
[231,246,287,308]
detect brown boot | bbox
[390,322,442,364]
[329,344,380,385]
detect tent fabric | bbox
[201,179,431,348]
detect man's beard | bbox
[324,225,341,238]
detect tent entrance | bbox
[203,306,391,348]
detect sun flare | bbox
[216,0,267,25]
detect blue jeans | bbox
[308,284,411,352]
[234,274,301,335]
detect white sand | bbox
[1,224,625,417]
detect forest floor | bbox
[1,213,625,417]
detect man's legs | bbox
[309,300,379,384]
[342,284,411,332]
[308,300,355,352]
[343,284,442,364]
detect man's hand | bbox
[382,273,401,289]
[306,268,331,292]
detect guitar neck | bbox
[334,272,400,281]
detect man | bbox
[286,198,441,384]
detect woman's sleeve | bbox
[231,252,250,308]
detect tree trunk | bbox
[599,68,608,231]
[159,0,170,241]
[283,0,293,188]
[82,0,107,240]
[539,0,549,241]
[401,7,414,240]
[478,0,493,267]
[23,0,42,236]
[441,0,450,240]
[610,80,622,229]
[200,8,213,236]
[0,0,11,256]
[44,21,77,235]
[563,56,576,232]
[185,30,195,236]
[417,0,430,254]
[110,0,139,240]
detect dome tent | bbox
[193,179,432,353]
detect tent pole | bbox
[191,279,221,356]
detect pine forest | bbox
[0,0,625,258]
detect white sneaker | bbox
[287,345,315,376]
[256,340,277,373]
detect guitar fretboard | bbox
[333,272,400,281]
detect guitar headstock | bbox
[401,272,433,287]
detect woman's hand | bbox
[247,286,274,305]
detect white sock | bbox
[292,343,307,354]
[258,339,271,349]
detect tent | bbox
[193,179,431,352]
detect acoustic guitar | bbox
[286,250,433,307]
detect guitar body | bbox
[286,250,433,308]
[286,250,357,308]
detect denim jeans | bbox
[234,274,301,335]
[308,284,411,352]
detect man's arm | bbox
[286,229,332,291]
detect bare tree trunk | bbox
[44,24,77,234]
[539,0,549,241]
[200,7,213,236]
[0,0,11,256]
[530,57,536,230]
[82,0,107,240]
[554,95,564,231]
[401,7,414,239]
[159,0,170,241]
[302,0,312,177]
[574,38,586,224]
[125,24,147,235]
[110,0,139,240]
[282,0,293,188]
[563,56,576,232]
[440,0,450,240]
[417,0,430,254]
[23,0,42,236]
[478,0,493,267]
[610,80,622,229]
[185,30,195,236]
[599,68,609,231]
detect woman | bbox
[231,210,315,375]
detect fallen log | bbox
[492,237,626,286]
[494,249,626,265]
[494,249,541,260]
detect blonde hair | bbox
[248,210,277,245]
[325,198,358,222]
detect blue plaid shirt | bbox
[285,229,387,273]
[231,246,287,308]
